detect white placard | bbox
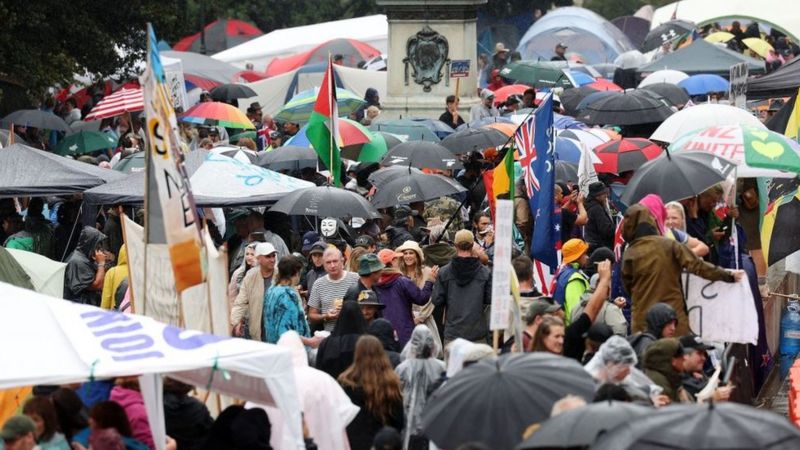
[491,200,513,330]
[729,62,748,110]
[683,273,758,345]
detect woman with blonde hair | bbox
[347,246,369,273]
[338,335,404,450]
[396,240,442,355]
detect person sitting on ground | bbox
[628,303,678,365]
[642,338,691,404]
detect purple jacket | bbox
[374,272,432,346]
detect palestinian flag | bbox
[307,59,342,186]
[762,186,800,266]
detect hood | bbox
[109,386,143,409]
[642,338,682,381]
[423,242,456,267]
[277,330,308,368]
[645,303,678,338]
[622,204,659,243]
[639,194,666,235]
[377,270,403,287]
[365,87,379,104]
[117,245,127,266]
[480,88,494,101]
[451,256,481,286]
[368,318,400,352]
[75,226,107,258]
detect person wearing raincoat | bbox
[100,244,127,310]
[584,335,662,405]
[395,325,446,450]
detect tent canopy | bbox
[651,0,800,41]
[172,19,263,55]
[637,39,766,76]
[0,144,124,197]
[265,38,382,77]
[747,56,800,99]
[212,15,388,69]
[516,7,635,64]
[6,249,66,298]
[160,51,241,84]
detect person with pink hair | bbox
[639,194,708,257]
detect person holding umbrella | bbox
[584,182,615,253]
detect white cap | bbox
[254,242,277,257]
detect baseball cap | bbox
[358,253,385,275]
[394,205,412,223]
[562,239,589,265]
[378,248,402,265]
[524,298,561,322]
[679,335,715,352]
[301,231,320,252]
[254,242,277,257]
[556,42,568,49]
[582,322,614,343]
[0,415,35,440]
[308,241,327,255]
[454,229,475,246]
[354,235,376,249]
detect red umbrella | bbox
[265,38,381,76]
[492,84,531,105]
[234,70,269,83]
[84,88,143,121]
[593,138,664,174]
[586,79,623,92]
[173,19,262,54]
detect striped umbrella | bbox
[84,88,143,121]
[275,87,366,123]
[762,187,800,266]
[180,101,255,129]
[593,138,664,174]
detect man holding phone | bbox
[680,335,734,402]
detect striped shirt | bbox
[308,271,360,331]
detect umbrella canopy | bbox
[257,145,319,172]
[381,141,463,171]
[113,151,145,173]
[493,84,532,105]
[611,16,651,49]
[172,19,263,54]
[575,91,619,113]
[578,91,674,126]
[84,88,143,121]
[621,151,735,204]
[410,118,456,139]
[594,138,664,173]
[209,145,258,164]
[650,104,766,143]
[678,74,729,95]
[669,125,800,177]
[275,87,366,123]
[743,37,774,58]
[570,71,596,86]
[638,39,766,77]
[518,400,650,449]
[374,131,402,149]
[441,128,509,154]
[210,83,258,102]
[556,161,579,183]
[705,31,735,43]
[55,131,118,156]
[747,54,800,99]
[285,117,373,149]
[456,116,515,130]
[421,353,595,450]
[342,131,390,163]
[0,144,123,197]
[638,69,690,87]
[590,402,800,450]
[763,186,800,266]
[264,38,381,77]
[180,101,255,129]
[557,128,613,149]
[499,61,575,89]
[1,109,71,132]
[613,50,648,69]
[586,79,623,92]
[553,137,599,164]
[642,19,695,52]
[160,50,241,85]
[483,122,519,136]
[370,120,441,142]
[269,185,382,218]
[368,165,425,186]
[562,85,601,116]
[640,82,691,108]
[591,62,620,79]
[370,169,466,208]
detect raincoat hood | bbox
[451,256,482,286]
[75,226,107,258]
[622,204,659,243]
[642,338,683,385]
[368,318,400,353]
[117,244,128,266]
[645,303,678,338]
[423,242,456,267]
[639,194,666,235]
[402,325,440,359]
[277,330,309,368]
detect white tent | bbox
[6,249,66,298]
[651,0,800,40]
[213,15,388,69]
[0,282,304,449]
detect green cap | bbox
[1,415,35,440]
[357,253,385,276]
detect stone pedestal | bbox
[377,0,486,120]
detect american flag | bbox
[515,115,539,198]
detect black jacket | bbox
[64,227,107,305]
[438,110,465,130]
[584,198,615,252]
[164,392,214,450]
[432,256,491,341]
[628,303,678,366]
[385,226,414,249]
[342,385,404,450]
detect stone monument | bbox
[376,0,486,120]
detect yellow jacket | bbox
[101,245,128,309]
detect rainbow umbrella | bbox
[180,101,255,129]
[285,117,372,150]
[275,87,366,123]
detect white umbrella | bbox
[557,128,613,149]
[209,144,259,164]
[638,69,689,87]
[650,104,766,143]
[614,50,648,69]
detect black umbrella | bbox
[210,83,259,102]
[374,131,402,149]
[642,19,696,52]
[370,168,466,208]
[269,185,382,218]
[1,109,71,132]
[256,145,318,172]
[368,165,424,186]
[381,141,463,171]
[577,91,674,126]
[640,82,690,108]
[211,146,258,164]
[561,85,601,116]
[556,161,579,183]
[621,151,735,205]
[421,353,596,450]
[518,401,650,449]
[440,127,510,154]
[590,402,800,450]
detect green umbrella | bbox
[229,130,257,144]
[275,87,366,123]
[341,131,389,162]
[55,131,117,156]
[113,152,145,173]
[499,61,576,89]
[369,120,440,142]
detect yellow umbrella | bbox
[705,31,735,43]
[743,37,774,58]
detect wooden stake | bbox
[492,330,500,353]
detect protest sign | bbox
[683,273,758,345]
[490,200,513,331]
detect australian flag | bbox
[527,93,559,269]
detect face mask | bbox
[320,218,338,237]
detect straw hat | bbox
[396,240,424,263]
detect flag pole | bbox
[328,54,335,186]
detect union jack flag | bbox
[515,115,539,198]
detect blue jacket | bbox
[263,285,310,344]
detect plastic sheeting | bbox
[637,39,765,76]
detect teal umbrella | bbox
[113,152,145,173]
[275,87,366,123]
[55,131,117,156]
[341,131,389,162]
[369,120,441,142]
[499,61,576,89]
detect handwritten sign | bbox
[491,200,513,330]
[729,62,748,109]
[683,274,758,345]
[450,60,471,78]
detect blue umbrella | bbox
[678,74,730,95]
[410,118,455,139]
[554,137,583,163]
[456,116,514,130]
[569,70,596,86]
[576,90,617,112]
[554,113,587,130]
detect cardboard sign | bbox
[490,200,513,330]
[450,59,471,78]
[683,274,758,345]
[729,62,748,109]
